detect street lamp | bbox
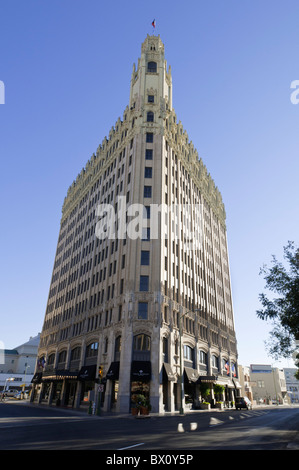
[179,308,200,415]
[4,377,14,391]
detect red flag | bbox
[152,19,156,29]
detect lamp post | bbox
[179,308,200,415]
[5,377,14,391]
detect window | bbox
[58,350,67,364]
[146,132,153,143]
[142,227,151,241]
[141,250,150,265]
[199,350,208,365]
[212,355,219,369]
[144,186,152,198]
[144,205,150,219]
[133,333,151,350]
[139,275,149,291]
[70,347,81,361]
[145,149,153,160]
[147,61,157,73]
[147,111,154,122]
[115,336,122,354]
[148,95,154,103]
[144,167,152,178]
[184,345,194,362]
[138,302,148,320]
[86,342,99,358]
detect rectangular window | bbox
[144,186,152,198]
[144,205,150,219]
[139,275,149,291]
[138,302,148,320]
[146,132,153,143]
[148,95,154,103]
[141,250,150,265]
[142,227,151,241]
[145,149,153,160]
[144,167,152,178]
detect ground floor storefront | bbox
[31,362,241,414]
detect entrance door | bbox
[65,381,77,407]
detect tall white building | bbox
[33,35,239,413]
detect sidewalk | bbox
[8,398,299,420]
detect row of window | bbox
[40,334,151,369]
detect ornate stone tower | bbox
[33,36,239,414]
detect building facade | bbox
[0,334,40,391]
[250,364,288,405]
[32,35,239,413]
[284,368,299,404]
[238,365,253,402]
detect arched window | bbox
[47,353,55,369]
[212,355,219,370]
[115,336,122,361]
[133,334,151,351]
[85,342,98,358]
[162,337,168,363]
[133,334,151,361]
[58,350,67,365]
[147,111,154,122]
[199,350,208,366]
[147,61,157,73]
[70,346,81,361]
[183,345,194,363]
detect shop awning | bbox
[41,369,78,381]
[197,375,218,384]
[232,378,242,389]
[78,364,96,381]
[216,378,234,387]
[106,362,120,380]
[184,367,199,383]
[131,361,151,382]
[31,372,43,384]
[162,363,176,382]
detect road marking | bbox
[117,443,145,450]
[209,417,224,427]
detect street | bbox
[1,400,299,453]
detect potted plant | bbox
[131,404,139,415]
[140,397,151,415]
[215,401,223,409]
[137,394,151,415]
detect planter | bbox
[215,402,223,409]
[200,403,210,410]
[131,407,139,416]
[140,406,150,415]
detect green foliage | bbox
[257,241,299,366]
[199,383,211,399]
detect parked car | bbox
[235,396,252,410]
[14,391,28,400]
[5,389,19,397]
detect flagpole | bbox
[151,19,156,35]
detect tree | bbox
[256,241,299,375]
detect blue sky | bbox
[0,1,298,368]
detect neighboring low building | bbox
[238,365,253,401]
[250,364,288,404]
[0,334,40,391]
[284,368,299,403]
